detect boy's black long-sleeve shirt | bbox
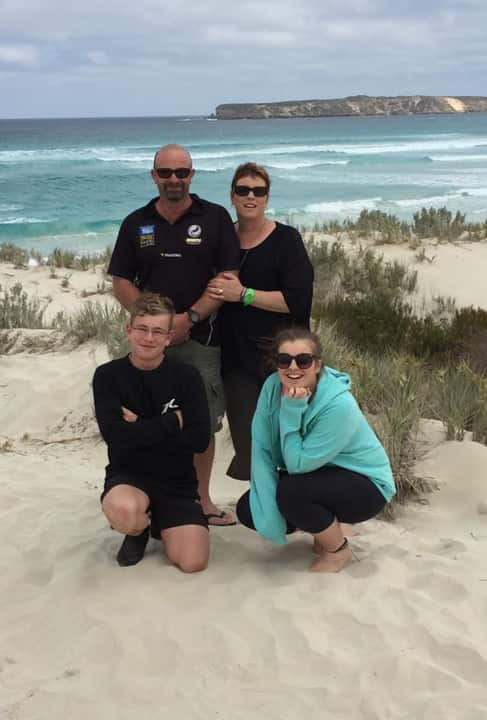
[93,356,210,494]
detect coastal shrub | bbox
[321,295,480,359]
[45,246,113,271]
[0,243,30,267]
[471,375,487,445]
[431,363,484,441]
[353,209,410,244]
[316,292,487,362]
[354,353,430,512]
[65,301,128,357]
[319,220,346,234]
[307,240,417,317]
[306,239,349,306]
[460,327,487,375]
[412,207,467,241]
[414,246,436,264]
[301,206,487,243]
[0,283,47,330]
[49,248,77,269]
[312,320,356,372]
[340,248,417,300]
[430,294,457,319]
[322,294,415,355]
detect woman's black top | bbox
[220,222,314,382]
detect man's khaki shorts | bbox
[166,340,224,434]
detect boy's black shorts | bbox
[101,473,208,535]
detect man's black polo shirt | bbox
[109,194,239,346]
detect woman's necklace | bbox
[238,219,270,272]
[239,248,251,271]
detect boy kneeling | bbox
[93,293,210,572]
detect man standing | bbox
[108,144,239,525]
[93,293,211,570]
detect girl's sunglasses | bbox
[276,353,316,370]
[233,185,269,197]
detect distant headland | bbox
[213,95,487,120]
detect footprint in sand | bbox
[409,570,468,602]
[431,538,467,557]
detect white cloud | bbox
[86,50,109,65]
[206,25,295,48]
[0,0,486,116]
[0,44,40,68]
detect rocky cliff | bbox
[214,95,487,119]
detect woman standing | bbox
[207,163,314,481]
[236,327,395,573]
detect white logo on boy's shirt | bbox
[161,398,179,415]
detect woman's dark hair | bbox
[269,326,324,369]
[231,162,271,192]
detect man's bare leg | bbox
[161,525,209,573]
[195,436,235,525]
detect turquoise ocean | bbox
[1,113,487,255]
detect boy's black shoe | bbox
[116,527,150,567]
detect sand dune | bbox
[1,248,487,719]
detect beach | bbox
[1,238,487,719]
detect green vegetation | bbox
[0,241,113,272]
[0,283,48,330]
[63,302,128,358]
[302,206,487,244]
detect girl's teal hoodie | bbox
[249,367,395,545]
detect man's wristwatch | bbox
[186,308,201,326]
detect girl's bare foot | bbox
[309,540,353,573]
[312,523,355,554]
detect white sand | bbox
[1,249,487,719]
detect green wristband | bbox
[243,287,255,306]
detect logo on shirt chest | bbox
[138,224,155,248]
[186,224,202,245]
[161,398,179,415]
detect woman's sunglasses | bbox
[155,167,192,179]
[276,353,316,370]
[233,185,269,198]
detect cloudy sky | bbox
[1,0,485,118]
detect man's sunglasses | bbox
[155,167,192,179]
[276,353,316,370]
[233,185,269,198]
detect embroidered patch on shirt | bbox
[138,224,155,248]
[187,224,202,238]
[185,237,202,245]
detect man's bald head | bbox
[153,144,192,169]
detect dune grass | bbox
[303,206,487,244]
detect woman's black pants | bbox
[236,465,387,535]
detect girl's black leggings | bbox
[236,465,387,535]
